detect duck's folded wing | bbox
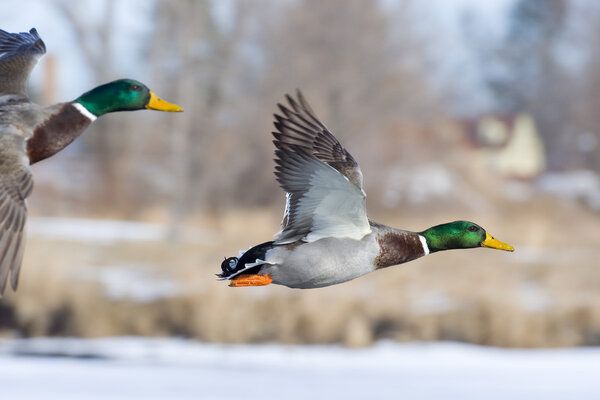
[272,91,371,244]
[0,135,33,295]
[0,28,46,97]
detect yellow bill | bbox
[146,91,183,112]
[481,232,514,252]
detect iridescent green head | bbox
[421,221,514,253]
[75,79,182,117]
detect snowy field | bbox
[0,338,599,400]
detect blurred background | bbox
[1,0,600,397]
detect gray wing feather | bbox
[272,91,370,243]
[273,91,364,189]
[0,135,33,295]
[0,28,46,97]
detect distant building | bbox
[465,113,546,179]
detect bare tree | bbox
[44,0,445,216]
[148,0,258,224]
[54,0,123,205]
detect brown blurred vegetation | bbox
[1,0,600,347]
[2,200,600,348]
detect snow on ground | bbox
[74,265,181,302]
[26,216,216,244]
[538,170,600,210]
[0,338,598,400]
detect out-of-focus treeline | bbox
[466,0,599,171]
[24,0,600,220]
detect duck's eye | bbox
[130,84,141,91]
[468,226,478,232]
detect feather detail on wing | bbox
[0,135,33,295]
[272,91,370,244]
[0,28,46,97]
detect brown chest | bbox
[26,104,92,164]
[375,231,426,269]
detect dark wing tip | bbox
[10,272,19,291]
[0,27,46,55]
[29,28,46,54]
[273,120,284,132]
[285,93,302,113]
[272,132,283,143]
[284,93,294,105]
[295,89,309,111]
[277,102,295,120]
[34,38,46,55]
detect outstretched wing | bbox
[0,135,33,295]
[272,90,370,244]
[0,28,46,97]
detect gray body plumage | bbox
[261,233,380,289]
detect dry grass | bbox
[1,199,600,348]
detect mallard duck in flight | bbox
[219,91,513,289]
[0,28,182,295]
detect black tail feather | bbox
[218,257,239,278]
[218,241,275,279]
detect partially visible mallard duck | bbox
[0,28,183,294]
[219,91,513,289]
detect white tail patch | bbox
[73,103,97,122]
[226,259,268,280]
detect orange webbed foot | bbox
[229,274,273,287]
